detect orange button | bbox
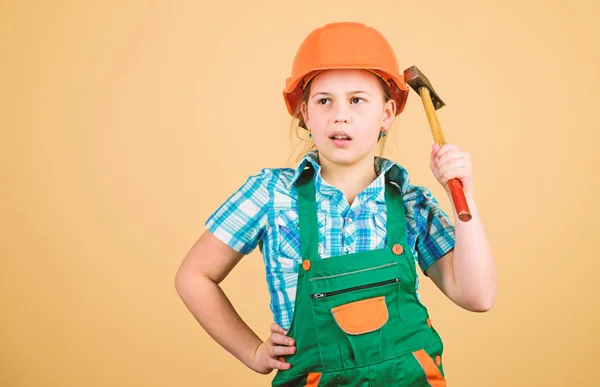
[392,244,404,255]
[302,259,311,271]
[279,357,286,363]
[435,355,441,366]
[427,318,432,328]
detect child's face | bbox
[301,69,396,167]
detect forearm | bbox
[447,189,497,311]
[175,271,262,368]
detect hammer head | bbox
[403,66,446,110]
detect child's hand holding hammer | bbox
[431,143,473,198]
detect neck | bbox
[318,152,378,206]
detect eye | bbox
[317,98,331,105]
[351,97,365,104]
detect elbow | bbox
[174,273,183,297]
[174,265,214,301]
[465,291,496,313]
[456,273,498,313]
[174,266,191,297]
[470,298,495,313]
[452,283,497,312]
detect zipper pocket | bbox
[309,262,398,282]
[311,278,399,299]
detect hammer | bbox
[403,65,472,222]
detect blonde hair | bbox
[287,75,396,166]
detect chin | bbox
[319,148,367,166]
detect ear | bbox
[300,101,310,128]
[382,99,396,128]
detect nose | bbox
[332,102,351,124]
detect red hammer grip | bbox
[447,178,472,222]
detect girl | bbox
[175,21,496,386]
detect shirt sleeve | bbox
[414,186,456,274]
[204,168,271,255]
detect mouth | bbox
[328,132,352,148]
[329,132,353,141]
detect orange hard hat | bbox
[283,22,409,123]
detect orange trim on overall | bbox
[413,349,446,387]
[304,372,322,386]
[331,296,389,335]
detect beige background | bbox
[2,1,599,386]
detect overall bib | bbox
[271,167,447,387]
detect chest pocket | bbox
[373,211,417,258]
[372,212,389,250]
[275,209,328,272]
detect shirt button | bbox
[347,218,353,223]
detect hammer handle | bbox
[418,87,472,222]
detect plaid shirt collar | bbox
[287,150,408,204]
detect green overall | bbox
[271,167,447,387]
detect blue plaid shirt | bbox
[205,151,455,330]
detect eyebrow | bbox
[311,90,372,98]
